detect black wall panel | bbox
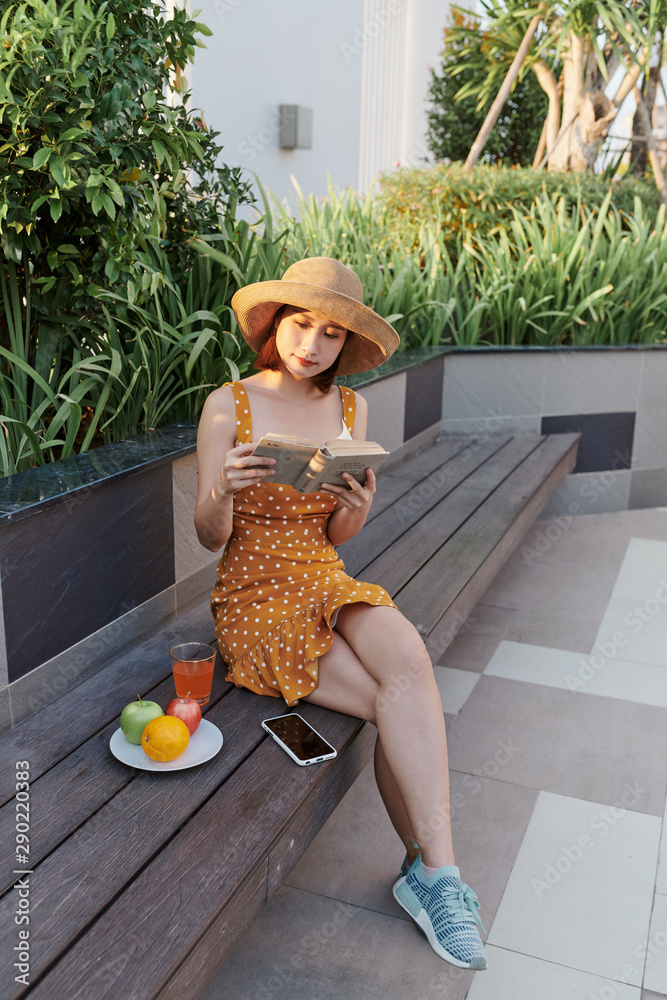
[1,465,174,683]
[541,412,635,474]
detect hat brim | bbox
[231,280,399,375]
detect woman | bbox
[195,257,487,971]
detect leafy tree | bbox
[426,9,549,166]
[0,0,253,317]
[0,0,254,471]
[449,0,667,175]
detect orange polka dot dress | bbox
[211,381,397,706]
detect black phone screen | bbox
[264,715,335,761]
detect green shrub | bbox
[378,163,663,253]
[266,180,667,351]
[0,0,253,301]
[0,0,255,476]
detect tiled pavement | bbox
[202,507,667,1000]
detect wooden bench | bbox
[0,430,578,1000]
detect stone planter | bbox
[439,344,667,517]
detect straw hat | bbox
[231,257,400,375]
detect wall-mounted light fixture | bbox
[279,105,313,149]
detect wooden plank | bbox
[156,860,268,1000]
[395,434,579,633]
[0,598,216,803]
[359,435,546,596]
[339,435,513,578]
[424,433,578,659]
[0,686,290,998]
[24,705,366,1000]
[368,435,479,521]
[0,666,235,897]
[157,723,375,1000]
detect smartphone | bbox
[261,713,338,766]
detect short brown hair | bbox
[253,306,345,393]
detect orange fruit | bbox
[142,715,190,761]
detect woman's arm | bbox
[323,392,375,547]
[194,386,275,551]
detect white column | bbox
[358,0,409,192]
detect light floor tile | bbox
[594,598,667,669]
[485,640,667,708]
[611,539,667,602]
[644,894,667,994]
[467,946,641,1000]
[656,798,667,895]
[488,791,661,984]
[484,641,583,685]
[433,665,480,714]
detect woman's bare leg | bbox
[374,739,419,864]
[306,604,454,869]
[304,631,417,857]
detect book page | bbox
[251,435,317,487]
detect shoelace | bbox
[440,884,487,935]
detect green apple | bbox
[120,696,163,744]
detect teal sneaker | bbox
[399,842,420,879]
[393,858,488,970]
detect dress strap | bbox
[338,385,356,435]
[222,381,253,444]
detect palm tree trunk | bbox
[547,30,617,172]
[630,66,661,174]
[547,31,584,170]
[633,85,667,207]
[532,59,561,156]
[463,6,544,173]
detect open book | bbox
[251,433,389,494]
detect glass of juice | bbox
[169,643,216,706]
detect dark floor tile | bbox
[448,676,667,817]
[504,609,601,654]
[202,884,476,1000]
[435,604,516,672]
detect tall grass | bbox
[0,258,117,474]
[459,193,667,346]
[0,208,290,476]
[269,181,667,349]
[3,177,666,479]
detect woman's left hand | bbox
[320,468,376,511]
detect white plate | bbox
[109,718,223,771]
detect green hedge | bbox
[378,163,663,252]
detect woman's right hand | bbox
[217,442,276,497]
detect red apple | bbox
[165,693,201,735]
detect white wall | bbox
[400,0,453,169]
[192,0,363,207]
[191,0,455,204]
